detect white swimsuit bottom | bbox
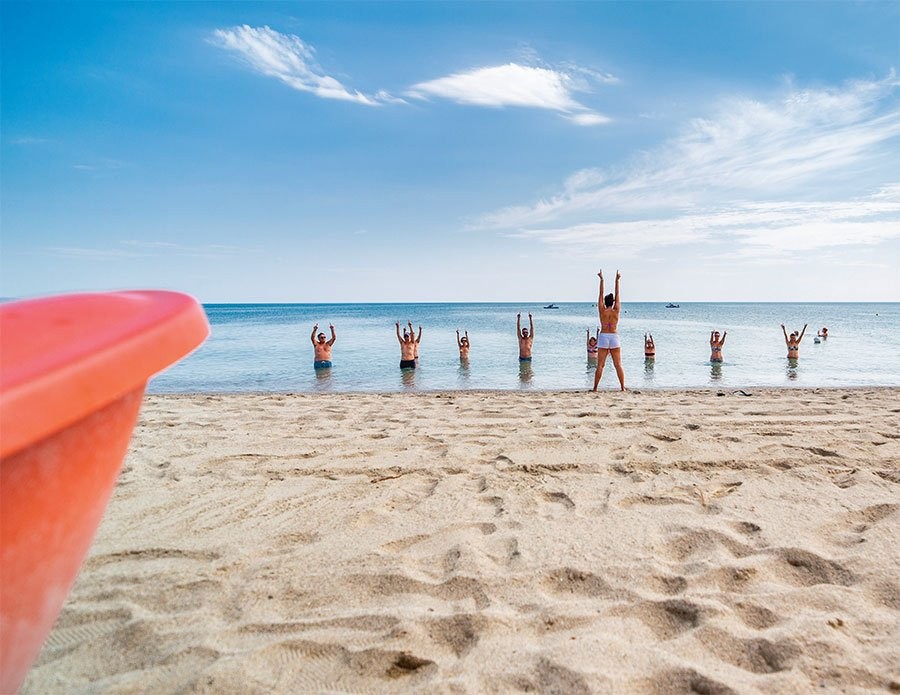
[596,333,621,349]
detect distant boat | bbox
[665,303,680,308]
[543,304,560,309]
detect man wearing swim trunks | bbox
[397,321,418,369]
[593,270,625,391]
[517,313,534,361]
[311,323,336,369]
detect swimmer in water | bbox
[593,269,625,392]
[396,321,418,369]
[586,328,600,363]
[644,333,656,360]
[311,323,336,369]
[782,323,807,359]
[709,330,726,363]
[456,329,470,361]
[517,313,534,361]
[817,326,828,339]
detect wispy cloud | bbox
[47,241,258,260]
[211,25,395,105]
[7,136,52,146]
[471,74,900,257]
[407,62,612,125]
[512,189,900,256]
[72,158,128,172]
[210,26,613,124]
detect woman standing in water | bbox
[586,328,600,363]
[782,323,808,360]
[709,330,727,363]
[592,270,625,392]
[644,333,655,360]
[456,330,470,361]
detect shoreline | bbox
[147,384,900,397]
[25,386,900,693]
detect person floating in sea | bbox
[517,313,534,361]
[782,323,807,360]
[593,269,625,392]
[311,323,336,369]
[644,333,655,360]
[396,321,419,370]
[586,328,600,363]
[457,330,470,361]
[709,330,726,363]
[818,326,829,339]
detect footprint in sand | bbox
[543,491,575,510]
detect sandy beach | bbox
[23,387,900,694]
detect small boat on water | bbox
[665,303,680,308]
[543,304,560,309]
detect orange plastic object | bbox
[0,290,209,692]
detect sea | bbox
[148,303,900,393]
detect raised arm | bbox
[597,271,605,312]
[710,331,715,345]
[720,331,727,346]
[328,324,336,346]
[614,270,621,310]
[396,321,403,344]
[798,324,808,343]
[528,313,534,338]
[781,324,789,345]
[517,313,522,335]
[416,325,422,344]
[457,330,462,348]
[465,330,469,346]
[311,324,318,346]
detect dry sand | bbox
[23,388,900,694]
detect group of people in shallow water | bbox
[310,270,830,390]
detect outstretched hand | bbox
[616,269,621,280]
[598,270,603,279]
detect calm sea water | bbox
[149,303,900,393]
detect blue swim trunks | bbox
[314,360,332,369]
[519,356,532,362]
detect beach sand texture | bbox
[23,388,900,694]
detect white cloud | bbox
[407,62,612,125]
[211,28,613,124]
[567,112,612,126]
[211,25,393,105]
[511,191,900,257]
[471,75,900,260]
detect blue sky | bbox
[2,1,898,302]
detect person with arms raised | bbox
[517,313,534,361]
[593,270,625,392]
[311,323,336,369]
